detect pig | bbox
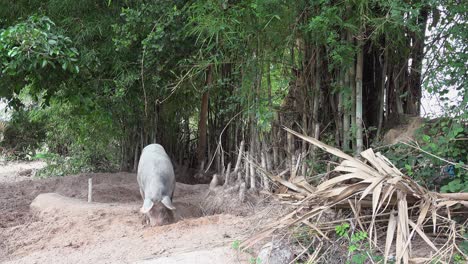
[137,144,176,226]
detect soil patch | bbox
[0,160,46,183]
[0,171,270,263]
[383,117,424,144]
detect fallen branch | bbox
[241,127,468,264]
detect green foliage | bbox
[231,240,241,250]
[0,107,46,159]
[0,15,79,106]
[423,0,468,118]
[111,0,200,141]
[0,0,466,182]
[453,253,466,264]
[459,236,468,255]
[3,86,119,176]
[36,99,119,177]
[186,0,293,136]
[452,234,468,263]
[335,222,350,237]
[440,178,467,193]
[0,1,170,173]
[383,118,467,192]
[335,223,382,264]
[36,153,91,177]
[249,257,261,264]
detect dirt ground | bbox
[382,116,424,145]
[0,161,274,264]
[0,160,46,183]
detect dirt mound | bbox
[30,192,203,221]
[202,185,260,216]
[0,172,139,229]
[383,117,424,144]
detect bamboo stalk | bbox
[234,140,245,173]
[312,48,321,160]
[261,153,269,191]
[244,151,250,188]
[356,38,364,155]
[249,153,256,190]
[287,132,294,170]
[376,47,388,139]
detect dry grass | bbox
[241,127,468,264]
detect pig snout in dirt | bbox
[137,144,176,226]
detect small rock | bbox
[257,241,294,264]
[17,169,33,177]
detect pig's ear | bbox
[140,198,154,213]
[161,196,176,210]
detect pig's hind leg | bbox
[138,189,151,225]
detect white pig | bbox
[137,144,176,220]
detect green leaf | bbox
[351,254,367,264]
[7,49,18,57]
[422,135,431,142]
[404,164,412,171]
[440,185,449,193]
[448,179,462,192]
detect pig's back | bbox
[137,144,175,198]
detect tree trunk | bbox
[196,66,212,166]
[407,7,429,116]
[273,126,279,169]
[329,86,340,146]
[356,39,364,155]
[343,67,351,152]
[348,33,357,152]
[395,65,404,116]
[261,153,269,191]
[133,142,139,172]
[376,47,388,139]
[301,73,308,174]
[267,62,272,108]
[312,48,321,160]
[249,153,256,190]
[244,151,250,187]
[337,69,344,146]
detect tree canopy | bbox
[0,0,466,189]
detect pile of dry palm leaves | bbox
[242,127,468,263]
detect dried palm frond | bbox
[242,127,468,264]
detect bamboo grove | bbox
[0,0,466,177]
